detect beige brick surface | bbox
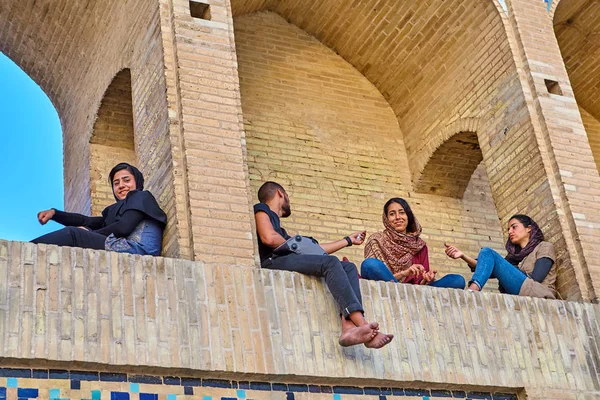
[1,240,599,395]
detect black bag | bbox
[273,235,327,256]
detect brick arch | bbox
[412,117,481,186]
[89,69,137,215]
[415,131,483,198]
[232,0,512,181]
[0,0,184,257]
[553,0,600,173]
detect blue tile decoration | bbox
[203,379,230,388]
[163,376,180,385]
[404,389,430,396]
[238,381,250,390]
[32,370,48,379]
[17,388,38,398]
[0,368,30,378]
[333,386,362,395]
[493,394,517,400]
[287,384,308,393]
[130,375,162,385]
[49,370,69,379]
[111,392,130,400]
[100,373,127,382]
[273,384,288,392]
[320,386,333,394]
[250,382,271,391]
[181,378,201,387]
[71,371,99,381]
[0,367,517,400]
[467,392,493,399]
[364,387,381,395]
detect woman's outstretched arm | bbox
[444,243,477,270]
[38,208,105,230]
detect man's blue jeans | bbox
[471,247,527,294]
[361,258,465,289]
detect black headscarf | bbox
[504,216,544,265]
[103,163,167,227]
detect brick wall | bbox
[504,0,600,301]
[235,11,505,283]
[130,6,181,258]
[580,107,600,172]
[157,0,255,265]
[1,240,599,396]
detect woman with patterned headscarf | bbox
[445,214,556,298]
[32,162,167,256]
[361,198,465,289]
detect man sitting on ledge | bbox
[254,181,393,349]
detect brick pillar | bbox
[158,0,255,265]
[504,0,600,301]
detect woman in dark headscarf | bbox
[361,198,465,289]
[445,214,556,298]
[31,163,167,256]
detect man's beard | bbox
[281,204,291,218]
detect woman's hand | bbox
[421,270,437,285]
[444,243,464,259]
[37,209,55,225]
[395,264,424,281]
[349,231,367,245]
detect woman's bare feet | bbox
[364,332,394,349]
[338,321,379,347]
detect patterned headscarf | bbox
[504,217,544,265]
[364,210,426,275]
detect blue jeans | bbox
[471,247,527,294]
[360,258,465,289]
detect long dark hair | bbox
[509,214,534,230]
[383,197,417,233]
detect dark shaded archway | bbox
[89,69,137,215]
[416,131,483,198]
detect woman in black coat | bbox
[32,163,167,256]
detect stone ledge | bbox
[0,240,598,394]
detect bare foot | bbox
[338,322,378,347]
[364,332,394,349]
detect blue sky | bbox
[0,52,64,242]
